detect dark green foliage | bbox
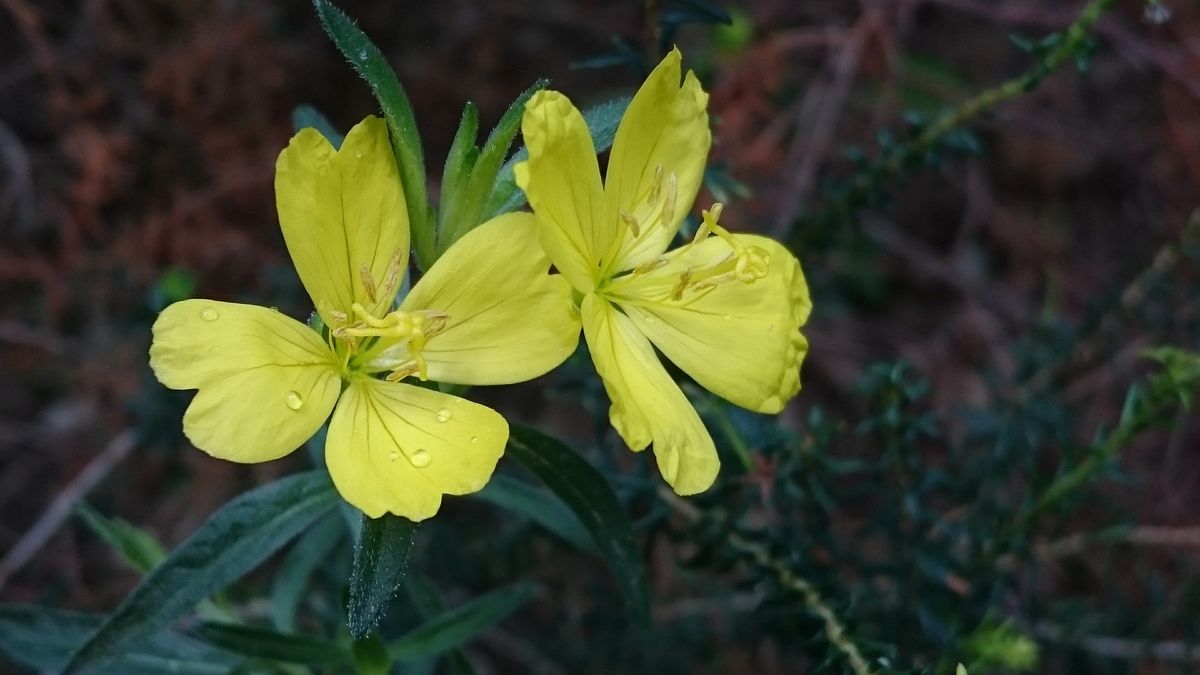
[347,514,417,639]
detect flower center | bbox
[607,202,771,306]
[330,304,450,382]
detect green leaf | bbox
[403,576,478,675]
[270,513,344,631]
[192,622,350,665]
[347,513,417,639]
[61,471,338,674]
[291,104,344,148]
[506,425,650,624]
[75,502,167,574]
[436,102,481,256]
[474,475,596,552]
[0,605,239,675]
[312,0,433,270]
[387,582,536,661]
[484,96,631,219]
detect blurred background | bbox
[2,1,1200,673]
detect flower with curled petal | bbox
[514,50,812,495]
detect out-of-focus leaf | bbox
[75,502,166,574]
[291,104,344,148]
[506,425,650,624]
[484,96,631,219]
[404,576,478,675]
[270,513,344,631]
[312,0,433,270]
[347,513,417,640]
[61,472,338,674]
[474,475,596,552]
[387,582,536,661]
[0,605,239,675]
[193,622,349,665]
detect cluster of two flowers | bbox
[151,50,812,521]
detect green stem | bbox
[796,0,1115,238]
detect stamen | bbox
[648,164,664,204]
[360,265,378,303]
[660,173,678,226]
[378,249,404,300]
[619,210,642,238]
[633,256,669,276]
[669,269,692,301]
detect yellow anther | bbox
[633,256,669,276]
[385,360,421,382]
[648,164,664,204]
[660,173,678,226]
[735,246,770,282]
[669,269,692,301]
[359,264,378,303]
[619,210,642,238]
[378,249,404,301]
[328,309,348,325]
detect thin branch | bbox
[659,488,874,675]
[0,430,137,591]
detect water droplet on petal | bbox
[436,408,452,422]
[354,150,363,159]
[470,436,479,444]
[388,450,400,462]
[410,449,432,468]
[722,314,732,322]
[285,391,304,410]
[200,307,219,322]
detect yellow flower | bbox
[150,116,579,520]
[514,50,811,495]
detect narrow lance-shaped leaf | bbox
[474,475,596,552]
[447,80,548,245]
[484,96,631,219]
[270,513,345,631]
[192,622,350,666]
[387,582,537,661]
[436,102,482,257]
[403,576,478,675]
[0,605,240,675]
[505,425,650,625]
[347,513,418,640]
[75,502,167,575]
[62,471,339,674]
[312,0,434,270]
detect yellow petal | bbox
[609,234,810,414]
[605,49,711,273]
[581,295,718,495]
[149,300,341,462]
[325,378,508,521]
[396,212,581,384]
[275,116,409,326]
[514,90,610,292]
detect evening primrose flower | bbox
[150,116,578,520]
[514,50,811,495]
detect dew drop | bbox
[285,391,304,410]
[435,408,452,423]
[722,314,732,322]
[470,436,479,444]
[354,150,363,159]
[200,307,219,322]
[410,449,432,468]
[357,49,368,61]
[388,449,401,462]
